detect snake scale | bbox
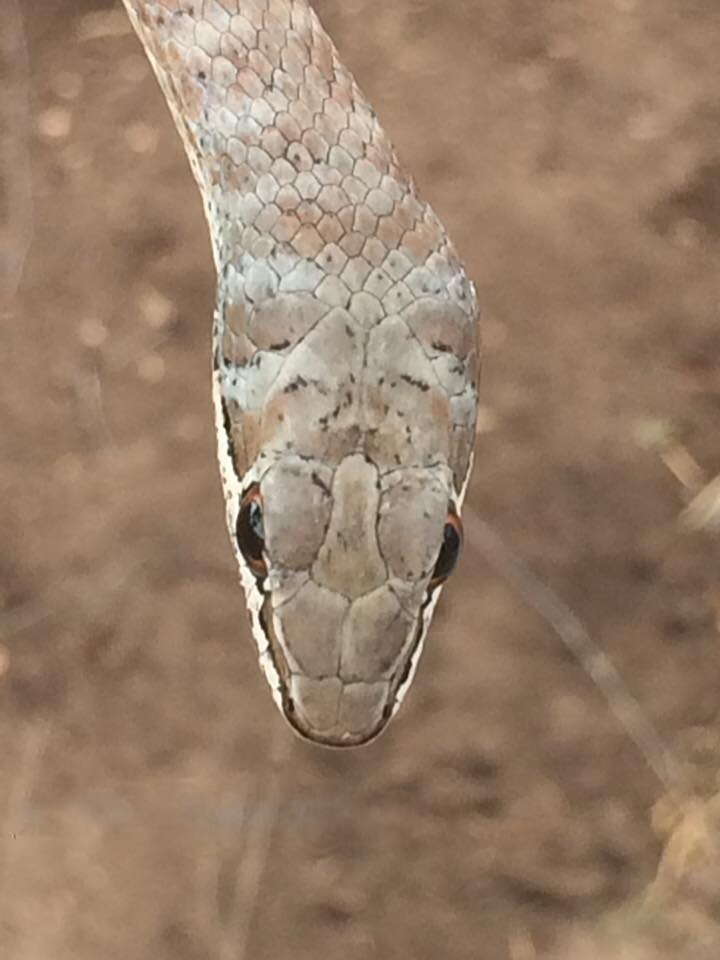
[121,0,480,746]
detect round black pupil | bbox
[434,521,461,581]
[237,498,265,563]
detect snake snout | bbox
[285,676,392,747]
[268,582,421,746]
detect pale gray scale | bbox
[122,0,480,747]
[378,467,451,584]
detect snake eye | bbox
[430,507,463,588]
[236,483,268,579]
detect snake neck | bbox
[121,0,445,270]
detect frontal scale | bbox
[122,0,479,745]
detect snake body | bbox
[121,0,479,746]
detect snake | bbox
[120,0,479,747]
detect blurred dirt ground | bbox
[1,1,720,957]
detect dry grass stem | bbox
[0,0,33,306]
[464,507,688,803]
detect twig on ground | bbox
[218,720,290,960]
[463,507,689,805]
[0,0,33,306]
[681,473,720,533]
[0,720,52,902]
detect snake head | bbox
[213,283,478,746]
[232,453,464,746]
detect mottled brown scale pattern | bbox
[122,0,479,746]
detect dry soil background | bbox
[1,1,720,958]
